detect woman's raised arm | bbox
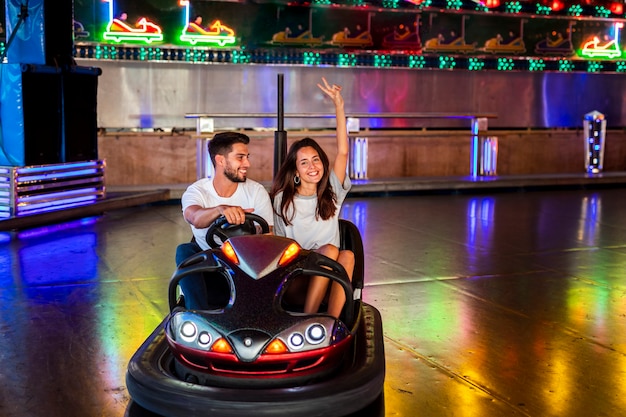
[317,77,348,184]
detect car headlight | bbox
[288,332,305,350]
[271,318,340,353]
[180,321,197,341]
[198,331,211,347]
[305,324,326,345]
[168,312,224,351]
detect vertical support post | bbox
[347,118,367,179]
[349,137,368,179]
[583,111,606,174]
[470,117,491,177]
[196,137,213,179]
[479,136,498,176]
[274,73,287,177]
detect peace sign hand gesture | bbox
[317,77,344,108]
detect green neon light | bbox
[468,58,484,71]
[497,57,514,70]
[536,3,552,15]
[408,55,426,68]
[594,6,611,18]
[446,0,463,10]
[568,4,583,16]
[184,49,210,62]
[231,50,250,64]
[528,58,546,71]
[338,53,357,67]
[382,0,401,8]
[439,56,456,69]
[303,52,321,66]
[373,54,392,67]
[558,59,574,71]
[505,1,522,13]
[616,61,626,72]
[98,45,115,59]
[587,61,603,72]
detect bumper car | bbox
[331,30,373,48]
[272,30,323,47]
[73,20,90,39]
[126,214,385,417]
[481,35,526,55]
[180,20,237,47]
[422,36,475,54]
[534,36,574,56]
[580,37,622,59]
[102,17,163,43]
[382,31,421,51]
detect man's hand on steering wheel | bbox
[205,213,271,249]
[217,206,254,225]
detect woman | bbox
[270,77,354,319]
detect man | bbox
[176,131,273,308]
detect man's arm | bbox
[184,205,253,228]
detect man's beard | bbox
[224,165,247,183]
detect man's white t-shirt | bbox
[273,171,351,250]
[181,178,273,250]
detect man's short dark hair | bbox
[208,132,250,166]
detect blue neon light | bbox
[20,187,100,202]
[18,169,101,182]
[19,197,99,216]
[16,161,99,174]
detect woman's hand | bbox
[317,77,344,108]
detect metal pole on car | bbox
[274,73,287,177]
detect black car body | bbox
[126,219,385,417]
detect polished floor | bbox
[2,187,626,417]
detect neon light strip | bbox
[481,138,498,175]
[1,161,104,219]
[19,187,101,203]
[179,33,235,47]
[16,161,102,173]
[102,1,163,44]
[18,169,102,182]
[580,22,623,59]
[19,200,98,216]
[353,137,368,179]
[470,119,479,177]
[483,139,491,174]
[19,195,99,213]
[103,30,164,44]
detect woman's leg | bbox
[327,249,354,318]
[305,244,339,314]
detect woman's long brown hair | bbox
[270,138,337,225]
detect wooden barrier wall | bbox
[98,129,626,187]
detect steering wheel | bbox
[205,213,270,249]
